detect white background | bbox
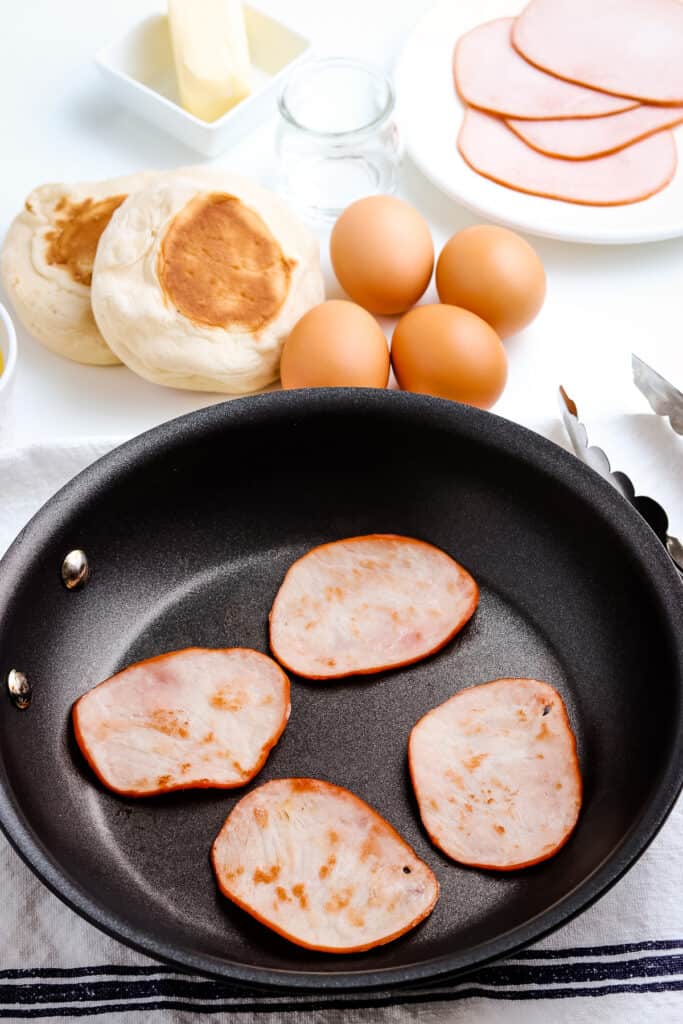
[0,7,682,1015]
[0,0,681,460]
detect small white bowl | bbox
[96,8,311,157]
[0,303,18,432]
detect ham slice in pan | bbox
[454,18,636,120]
[269,535,479,680]
[73,648,290,797]
[409,678,582,870]
[507,105,683,160]
[458,108,677,206]
[513,0,683,105]
[211,778,439,952]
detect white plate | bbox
[394,0,683,245]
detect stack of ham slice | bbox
[454,0,683,206]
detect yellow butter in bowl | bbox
[168,0,252,122]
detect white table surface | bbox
[1,0,682,450]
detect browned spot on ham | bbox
[325,887,353,913]
[537,723,550,740]
[157,774,172,787]
[224,865,245,882]
[253,865,280,884]
[254,806,269,828]
[210,690,244,711]
[494,824,506,834]
[328,829,339,844]
[150,709,189,739]
[347,908,365,928]
[319,854,336,879]
[464,753,489,772]
[517,709,528,722]
[203,731,215,744]
[429,799,439,811]
[181,762,191,773]
[360,830,382,862]
[292,883,308,909]
[275,886,290,902]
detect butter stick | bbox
[168,0,252,122]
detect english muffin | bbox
[1,172,159,365]
[91,169,324,394]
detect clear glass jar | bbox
[276,58,402,221]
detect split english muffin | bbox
[1,171,160,365]
[91,169,324,394]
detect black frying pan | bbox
[0,389,681,990]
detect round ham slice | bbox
[269,534,479,680]
[507,105,683,160]
[73,648,290,797]
[513,0,683,104]
[454,17,636,120]
[458,108,677,206]
[211,778,439,952]
[409,678,582,870]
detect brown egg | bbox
[280,300,389,389]
[391,304,507,409]
[330,196,434,315]
[436,225,546,338]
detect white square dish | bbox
[96,7,311,157]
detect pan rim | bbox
[0,388,681,991]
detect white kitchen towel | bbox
[0,428,681,1024]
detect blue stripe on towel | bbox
[1,984,683,1018]
[0,943,680,1016]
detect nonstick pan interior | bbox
[0,390,681,990]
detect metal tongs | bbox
[560,354,683,576]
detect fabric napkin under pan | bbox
[0,428,681,1023]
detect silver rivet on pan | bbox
[7,669,31,710]
[61,549,89,590]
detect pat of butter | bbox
[168,0,252,122]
